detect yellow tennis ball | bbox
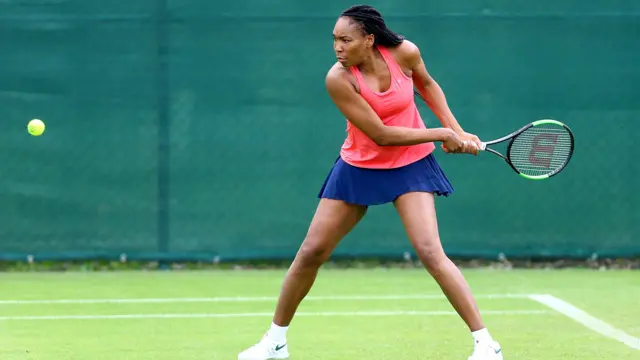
[28,119,45,136]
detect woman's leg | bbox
[393,191,483,330]
[238,198,367,360]
[393,192,502,359]
[273,198,367,326]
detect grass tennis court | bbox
[2,268,639,359]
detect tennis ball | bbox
[27,119,45,136]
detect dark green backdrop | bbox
[1,1,638,262]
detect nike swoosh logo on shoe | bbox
[275,344,286,351]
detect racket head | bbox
[505,119,574,180]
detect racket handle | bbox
[463,140,486,151]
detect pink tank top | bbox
[340,45,435,169]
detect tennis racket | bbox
[413,90,575,180]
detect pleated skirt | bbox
[318,153,454,206]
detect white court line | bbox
[0,293,533,305]
[530,294,640,351]
[0,310,548,321]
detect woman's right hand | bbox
[441,129,478,155]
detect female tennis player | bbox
[238,5,502,360]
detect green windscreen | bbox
[0,1,637,261]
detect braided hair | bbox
[340,5,404,47]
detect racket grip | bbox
[464,140,485,151]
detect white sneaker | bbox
[238,335,289,360]
[468,340,503,360]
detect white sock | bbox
[266,322,288,343]
[471,328,492,344]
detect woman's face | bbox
[332,16,373,68]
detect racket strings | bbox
[508,124,573,177]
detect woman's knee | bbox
[292,199,367,269]
[295,239,333,268]
[414,239,448,273]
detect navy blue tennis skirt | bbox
[317,153,454,206]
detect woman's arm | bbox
[400,41,482,149]
[325,66,456,147]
